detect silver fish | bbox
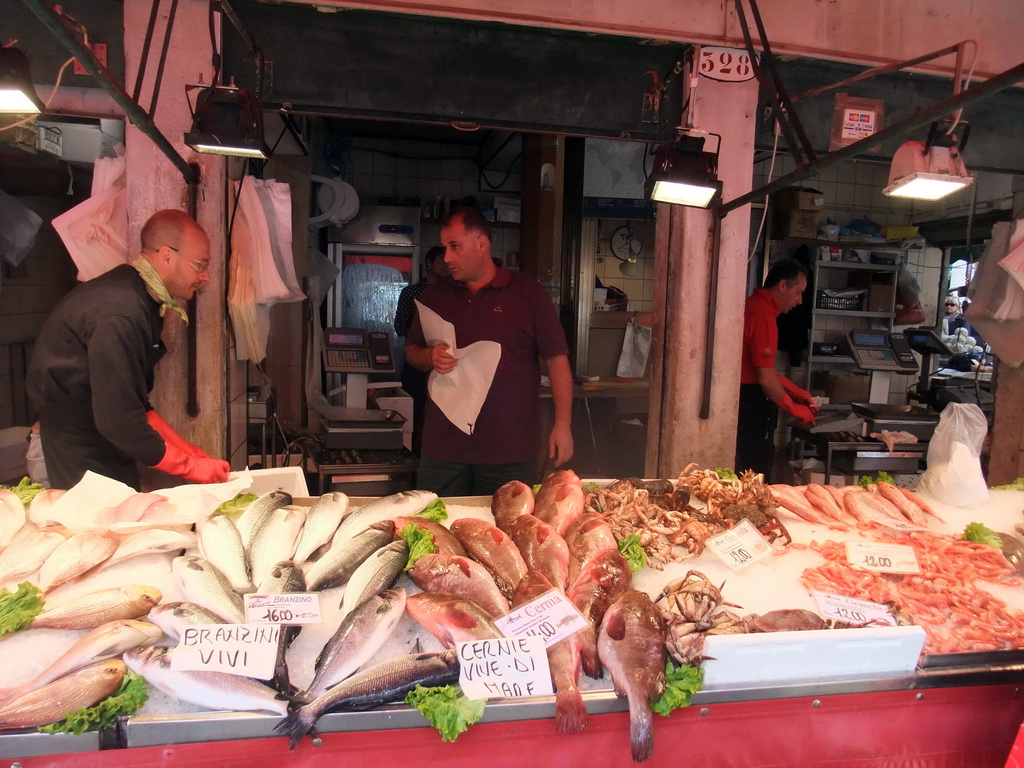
[0,523,69,585]
[331,490,437,544]
[172,555,246,624]
[29,585,163,630]
[198,514,252,592]
[27,488,66,527]
[256,561,307,695]
[300,587,407,702]
[0,620,161,705]
[235,489,291,549]
[249,506,306,589]
[293,492,350,563]
[303,520,395,592]
[148,601,227,642]
[0,660,125,730]
[338,540,407,620]
[124,646,288,715]
[107,527,196,567]
[275,649,460,750]
[0,489,26,549]
[37,530,120,592]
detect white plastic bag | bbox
[918,403,989,507]
[616,317,652,378]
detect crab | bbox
[655,569,739,624]
[665,609,747,666]
[742,609,829,633]
[721,503,792,547]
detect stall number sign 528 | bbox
[699,47,755,82]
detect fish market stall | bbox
[3,471,1024,767]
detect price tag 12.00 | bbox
[812,590,897,627]
[706,518,773,571]
[845,541,920,575]
[245,593,323,625]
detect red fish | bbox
[598,590,667,762]
[491,481,535,533]
[563,513,618,585]
[567,548,631,678]
[509,515,570,590]
[512,572,587,735]
[534,483,586,537]
[449,518,527,600]
[875,482,928,527]
[405,592,502,649]
[407,554,509,618]
[393,516,467,558]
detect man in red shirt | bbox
[735,258,818,479]
[405,206,574,495]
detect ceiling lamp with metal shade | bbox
[883,120,973,201]
[646,133,723,209]
[0,46,43,114]
[184,83,269,159]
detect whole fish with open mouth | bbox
[293,492,350,563]
[597,590,667,762]
[393,516,466,558]
[29,584,163,630]
[331,490,437,544]
[299,587,407,702]
[148,601,226,641]
[0,523,69,585]
[303,520,396,592]
[37,529,120,592]
[509,514,570,591]
[338,540,407,620]
[198,514,252,592]
[0,659,126,730]
[564,513,618,585]
[567,547,632,679]
[256,561,308,695]
[407,553,509,618]
[405,592,502,648]
[491,480,535,533]
[449,518,527,600]
[534,481,586,537]
[0,619,161,706]
[125,646,289,715]
[248,505,306,590]
[172,555,246,624]
[275,649,460,750]
[236,489,292,549]
[107,527,197,567]
[0,489,26,549]
[513,572,588,735]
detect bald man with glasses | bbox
[27,209,229,491]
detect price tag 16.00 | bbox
[812,590,897,627]
[845,541,920,574]
[245,593,323,625]
[706,518,773,571]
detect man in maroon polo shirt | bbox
[735,258,818,479]
[405,206,574,496]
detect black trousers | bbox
[735,383,779,480]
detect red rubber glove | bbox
[146,411,229,483]
[780,377,817,408]
[779,395,817,426]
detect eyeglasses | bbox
[164,245,210,275]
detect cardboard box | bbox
[847,272,896,313]
[374,388,414,451]
[771,188,824,239]
[813,370,871,404]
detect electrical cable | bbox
[748,117,781,263]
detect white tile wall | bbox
[592,218,656,312]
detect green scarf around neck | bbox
[131,257,188,323]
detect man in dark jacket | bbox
[27,209,229,490]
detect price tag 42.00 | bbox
[845,541,920,575]
[706,519,773,571]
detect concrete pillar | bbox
[646,68,759,477]
[122,0,229,459]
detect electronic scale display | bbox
[846,329,918,373]
[323,327,395,374]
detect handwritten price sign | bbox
[706,519,773,571]
[812,591,898,627]
[245,593,323,625]
[845,541,920,574]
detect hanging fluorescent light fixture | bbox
[883,121,973,201]
[184,83,268,159]
[0,47,43,114]
[646,134,723,208]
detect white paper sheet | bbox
[415,300,501,435]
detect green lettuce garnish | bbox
[0,582,44,638]
[993,477,1024,491]
[652,660,703,717]
[963,522,1002,550]
[715,468,738,481]
[617,533,648,574]
[583,482,600,494]
[405,684,484,742]
[2,476,44,506]
[38,672,149,735]
[532,484,542,495]
[400,522,439,571]
[418,498,448,523]
[213,492,258,516]
[859,471,895,489]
